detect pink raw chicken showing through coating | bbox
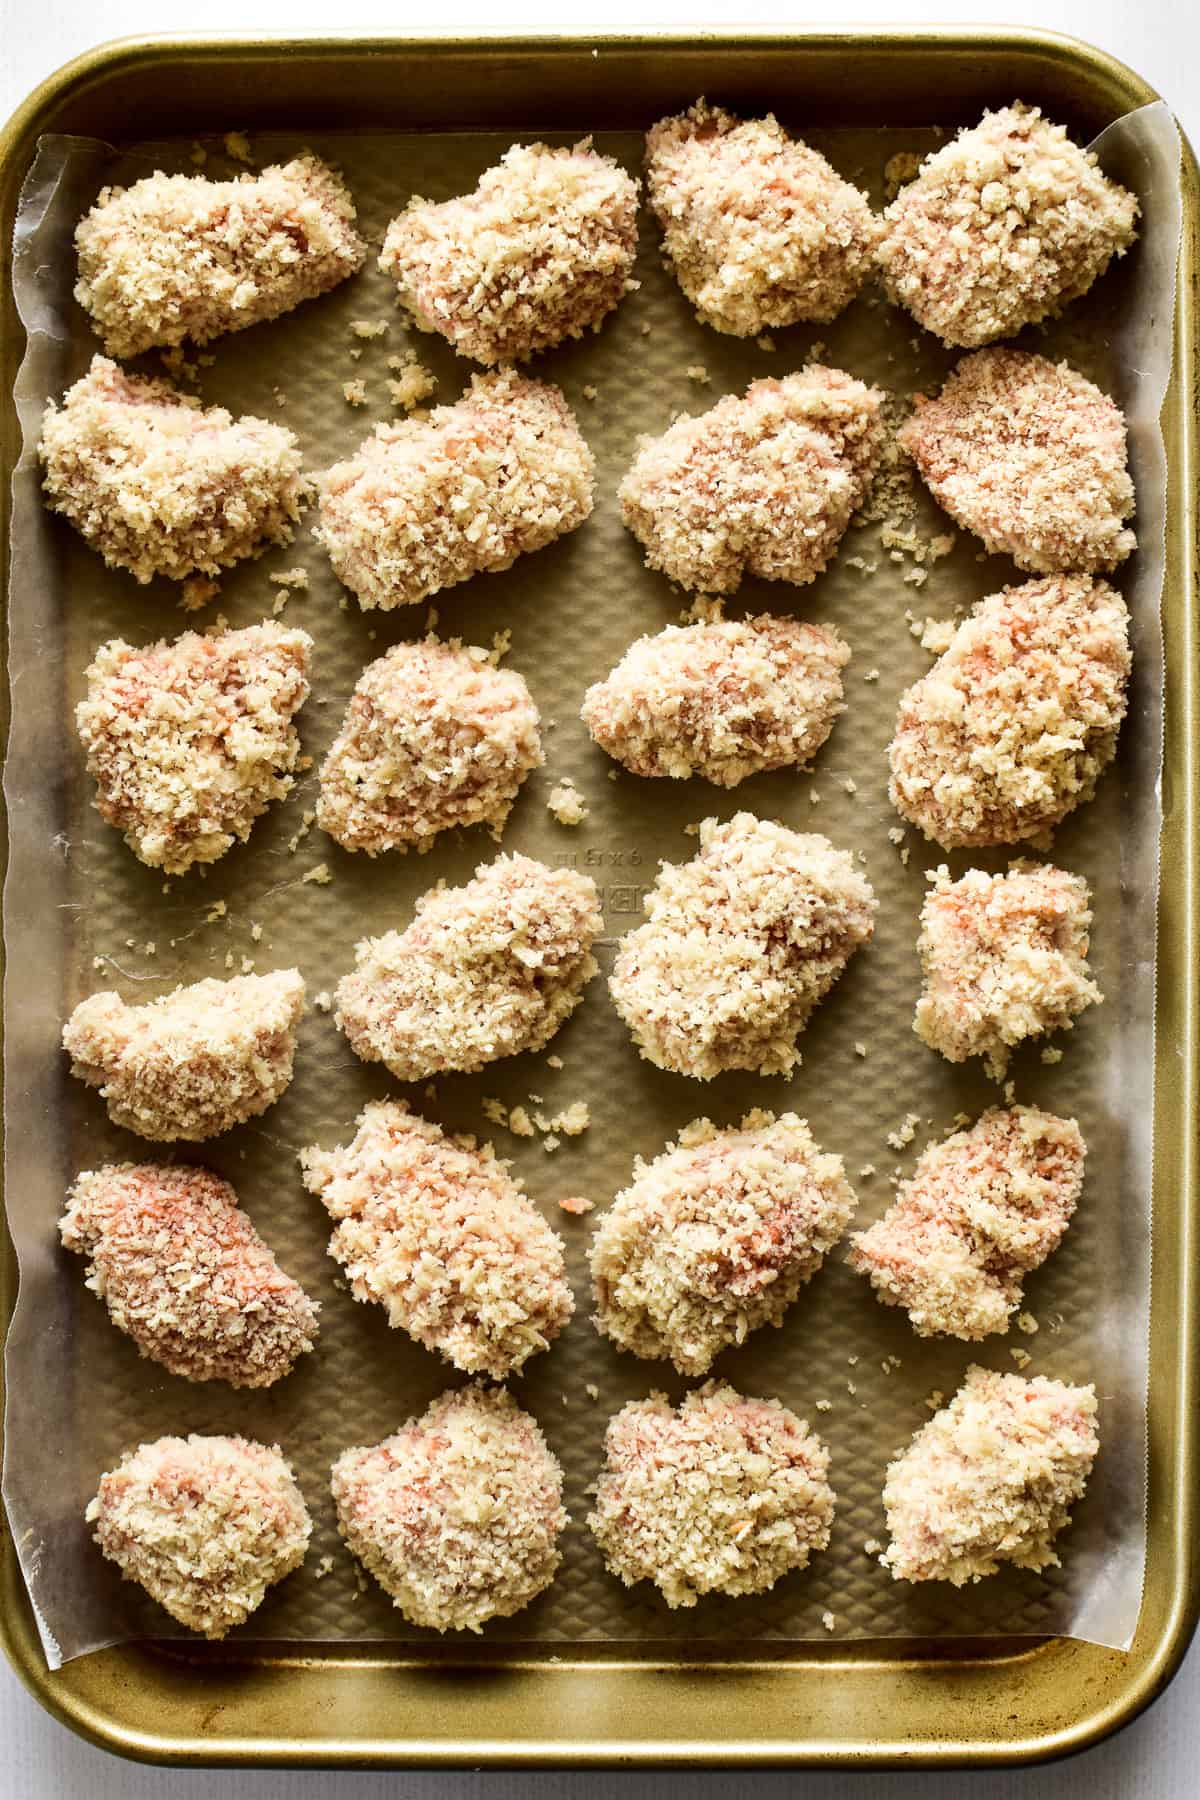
[880,1366,1099,1584]
[74,152,366,358]
[848,1106,1084,1340]
[645,99,881,336]
[590,1109,857,1376]
[379,139,639,365]
[887,574,1130,849]
[335,852,601,1082]
[299,1101,573,1379]
[588,1381,835,1608]
[331,1382,566,1632]
[581,614,849,787]
[63,967,306,1142]
[609,812,877,1080]
[618,365,885,595]
[87,1433,311,1636]
[76,619,312,874]
[914,863,1101,1081]
[316,370,595,610]
[876,103,1137,347]
[61,1162,319,1387]
[898,349,1135,574]
[39,356,309,585]
[316,636,542,855]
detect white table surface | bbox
[1,0,1196,1789]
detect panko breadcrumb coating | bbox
[39,356,309,585]
[848,1107,1084,1340]
[379,139,638,365]
[645,100,880,335]
[582,614,848,786]
[588,1382,834,1608]
[331,1383,566,1632]
[76,619,312,874]
[61,1162,319,1386]
[299,1101,572,1377]
[914,863,1101,1080]
[876,103,1138,347]
[75,152,366,358]
[88,1434,311,1636]
[63,968,305,1141]
[316,370,594,610]
[880,1366,1099,1583]
[609,813,876,1080]
[335,853,601,1082]
[888,575,1130,848]
[619,366,884,594]
[899,350,1135,573]
[591,1110,857,1375]
[316,637,542,855]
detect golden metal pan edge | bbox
[1,27,1197,1770]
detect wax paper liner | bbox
[2,103,1180,1665]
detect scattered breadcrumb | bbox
[886,1113,921,1150]
[508,1106,536,1138]
[350,318,388,339]
[301,862,333,885]
[180,575,220,611]
[686,364,711,384]
[342,379,367,406]
[547,779,589,825]
[821,1610,837,1632]
[559,1195,595,1216]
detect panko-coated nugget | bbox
[379,139,638,365]
[316,370,594,610]
[316,637,542,854]
[888,575,1130,849]
[619,366,884,595]
[76,619,312,874]
[75,153,366,358]
[299,1101,572,1378]
[63,968,305,1142]
[848,1107,1084,1340]
[591,1110,857,1376]
[609,813,876,1080]
[646,99,880,335]
[880,1366,1099,1584]
[331,1384,566,1632]
[589,1382,834,1608]
[335,853,601,1082]
[914,863,1101,1080]
[581,614,848,787]
[61,1162,319,1386]
[88,1434,311,1636]
[899,349,1135,574]
[39,356,309,584]
[876,104,1137,347]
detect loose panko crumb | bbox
[881,1365,1099,1583]
[889,575,1130,849]
[582,615,849,787]
[40,356,309,585]
[559,1194,594,1216]
[387,356,437,411]
[332,1384,566,1632]
[342,378,367,407]
[299,1101,572,1378]
[619,365,884,595]
[900,349,1135,573]
[645,100,880,335]
[914,863,1101,1079]
[63,968,305,1141]
[610,812,876,1080]
[61,1162,319,1386]
[316,638,542,854]
[848,1107,1084,1338]
[591,1110,857,1375]
[76,619,311,873]
[380,140,638,365]
[75,152,366,358]
[335,853,601,1082]
[552,1101,590,1136]
[316,370,594,610]
[589,1382,834,1607]
[87,1434,310,1636]
[876,103,1138,347]
[546,779,588,825]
